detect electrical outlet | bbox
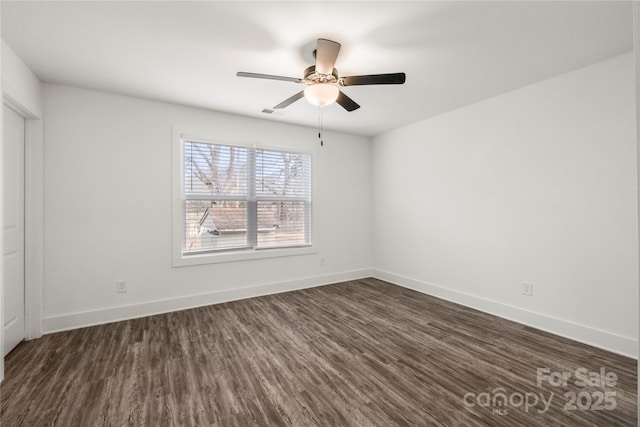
[320,257,326,267]
[522,282,533,296]
[116,280,127,294]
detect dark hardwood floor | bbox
[1,278,637,426]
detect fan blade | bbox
[336,91,360,112]
[315,39,341,75]
[340,73,406,86]
[273,91,305,109]
[237,72,303,84]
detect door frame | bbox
[2,93,43,352]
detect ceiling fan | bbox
[237,38,406,112]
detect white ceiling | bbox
[1,1,634,137]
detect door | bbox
[3,105,25,356]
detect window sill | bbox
[173,245,316,267]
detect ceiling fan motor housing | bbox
[304,66,338,85]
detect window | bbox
[179,138,312,259]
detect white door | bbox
[3,105,25,356]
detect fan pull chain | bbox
[318,107,324,147]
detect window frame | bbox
[172,130,317,267]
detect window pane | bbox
[257,201,310,248]
[184,200,248,252]
[256,150,311,199]
[184,141,248,197]
[181,139,312,257]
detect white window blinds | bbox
[182,139,312,255]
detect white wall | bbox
[33,52,640,358]
[42,84,372,331]
[372,53,638,357]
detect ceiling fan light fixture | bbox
[304,84,339,107]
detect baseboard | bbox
[42,268,638,359]
[372,269,638,359]
[43,269,371,334]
